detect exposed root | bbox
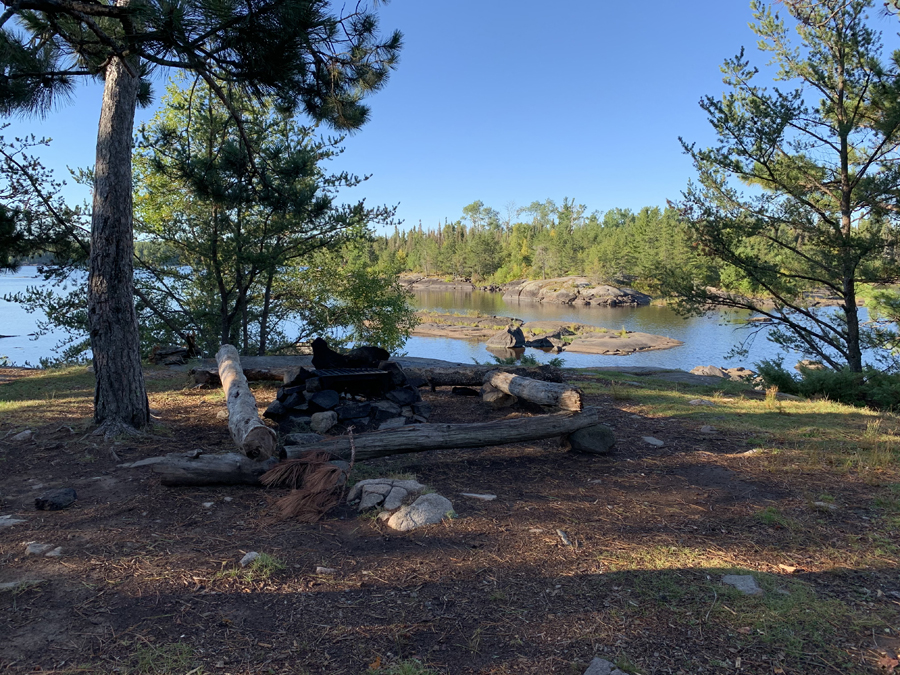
[91,420,144,440]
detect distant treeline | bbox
[371,199,716,292]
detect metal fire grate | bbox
[313,368,392,394]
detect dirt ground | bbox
[0,367,898,674]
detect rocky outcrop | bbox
[503,277,651,307]
[486,326,526,348]
[565,331,682,355]
[400,274,476,291]
[690,365,756,381]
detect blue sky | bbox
[6,1,900,233]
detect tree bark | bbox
[217,344,278,460]
[405,365,563,390]
[284,406,602,462]
[148,452,279,487]
[88,44,150,432]
[484,371,583,411]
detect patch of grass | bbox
[130,641,197,675]
[755,506,796,530]
[215,552,285,582]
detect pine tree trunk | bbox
[88,50,150,432]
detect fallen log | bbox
[191,366,285,386]
[217,345,278,460]
[484,371,583,411]
[405,365,563,390]
[285,406,602,462]
[149,452,279,487]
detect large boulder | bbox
[486,326,526,348]
[386,493,455,531]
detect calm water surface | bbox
[1,266,812,370]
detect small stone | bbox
[689,399,717,407]
[347,479,425,502]
[336,402,371,421]
[0,580,45,592]
[412,401,433,419]
[583,657,628,675]
[378,417,407,430]
[699,425,717,434]
[382,486,409,511]
[0,515,25,528]
[359,484,391,510]
[240,551,259,567]
[202,501,214,508]
[11,429,33,442]
[310,411,338,434]
[25,542,54,556]
[642,436,664,447]
[263,400,286,419]
[315,567,337,575]
[483,390,517,408]
[722,574,763,596]
[216,409,229,420]
[35,487,77,511]
[371,400,402,420]
[460,493,497,501]
[44,547,63,558]
[387,493,455,532]
[813,501,838,513]
[401,405,414,418]
[223,497,233,502]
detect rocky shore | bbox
[412,312,683,356]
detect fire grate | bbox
[313,368,392,394]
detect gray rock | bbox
[0,515,25,528]
[387,493,454,531]
[309,389,340,412]
[563,425,616,455]
[358,483,393,510]
[401,405,414,418]
[386,385,420,406]
[347,478,426,502]
[412,401,433,419]
[382,486,409,511]
[35,487,77,511]
[215,409,229,420]
[722,574,763,596]
[813,501,838,513]
[283,432,324,447]
[263,400,286,419]
[310,411,338,434]
[240,551,259,567]
[691,365,728,378]
[486,326,526,348]
[689,399,717,407]
[336,402,371,420]
[583,657,627,675]
[460,492,497,501]
[372,400,402,420]
[379,417,407,430]
[25,542,54,556]
[11,429,33,442]
[44,547,63,558]
[699,425,717,434]
[483,389,517,408]
[642,436,664,447]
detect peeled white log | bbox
[216,345,277,461]
[285,406,602,462]
[484,371,583,411]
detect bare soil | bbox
[0,368,898,674]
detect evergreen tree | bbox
[0,0,400,433]
[676,0,900,372]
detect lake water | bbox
[1,265,817,370]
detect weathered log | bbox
[191,367,285,386]
[149,452,279,486]
[484,371,583,411]
[405,365,563,390]
[217,345,278,460]
[285,406,602,462]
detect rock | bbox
[401,405,414,418]
[304,377,322,393]
[378,417,407,430]
[483,389,517,408]
[722,574,763,595]
[813,501,838,513]
[12,429,33,442]
[280,415,312,435]
[282,367,313,387]
[240,551,260,567]
[583,657,628,675]
[562,425,616,455]
[347,478,426,503]
[310,411,338,434]
[359,483,392,510]
[377,361,408,386]
[486,326,526,348]
[689,399,716,407]
[386,385,420,406]
[387,493,455,532]
[0,515,25,528]
[202,501,215,508]
[315,566,337,575]
[699,425,717,434]
[796,359,826,372]
[371,400,402,420]
[216,409,229,420]
[35,487,77,511]
[309,389,340,412]
[642,436,664,447]
[412,401,433,419]
[345,345,390,368]
[460,493,496,501]
[0,579,45,592]
[691,365,728,378]
[524,336,554,349]
[336,402,371,420]
[263,400,286,419]
[451,386,480,397]
[382,486,409,511]
[44,547,63,558]
[25,542,55,555]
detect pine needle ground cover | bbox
[0,365,898,674]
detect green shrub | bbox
[755,359,800,395]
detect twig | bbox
[705,588,718,622]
